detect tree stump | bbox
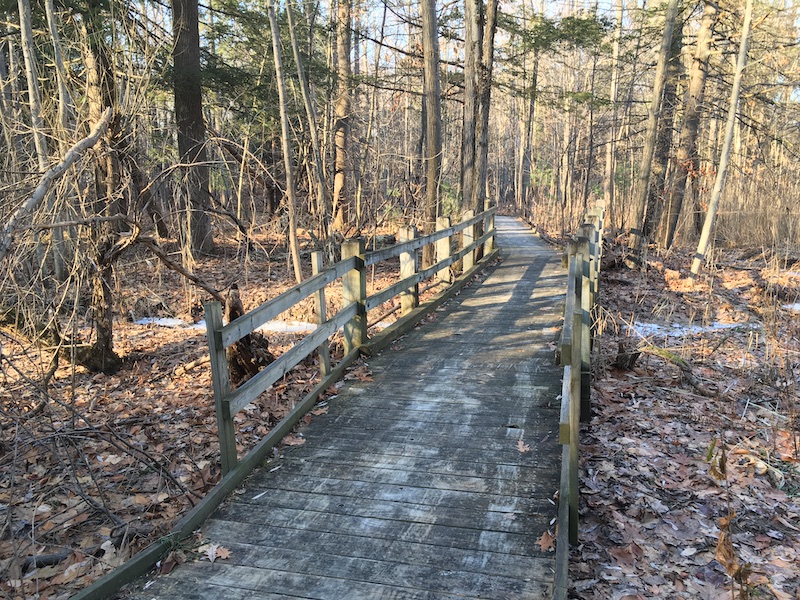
[225,285,274,385]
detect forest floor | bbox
[1,221,799,599]
[570,240,800,600]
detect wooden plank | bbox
[198,526,548,581]
[185,541,554,598]
[204,301,237,474]
[221,257,355,348]
[242,459,548,498]
[133,562,500,600]
[342,239,367,354]
[225,487,547,534]
[363,208,491,267]
[236,472,555,514]
[211,504,551,558]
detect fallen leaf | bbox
[282,435,305,446]
[204,543,220,563]
[536,530,555,552]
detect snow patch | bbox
[627,321,745,338]
[135,317,320,333]
[784,303,800,312]
[256,321,317,333]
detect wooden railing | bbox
[205,207,497,475]
[554,201,605,600]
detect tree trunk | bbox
[516,50,539,218]
[627,0,680,264]
[659,0,717,249]
[17,0,48,170]
[460,0,481,213]
[287,0,331,241]
[420,0,442,267]
[266,0,303,284]
[690,0,753,278]
[172,0,214,255]
[473,0,499,213]
[81,13,123,374]
[331,0,352,233]
[602,0,623,228]
[641,22,683,244]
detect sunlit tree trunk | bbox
[460,0,481,213]
[473,0,499,213]
[266,0,303,283]
[331,0,352,233]
[627,0,680,264]
[287,0,331,240]
[603,0,623,229]
[691,0,753,278]
[640,22,683,245]
[660,0,716,249]
[421,0,442,266]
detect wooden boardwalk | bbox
[126,217,566,600]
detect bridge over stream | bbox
[118,216,571,599]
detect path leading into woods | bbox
[126,217,566,599]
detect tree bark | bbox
[421,0,442,267]
[331,0,352,233]
[287,0,331,241]
[659,0,717,249]
[641,22,683,244]
[172,0,214,254]
[602,0,623,228]
[627,0,680,265]
[691,0,753,278]
[460,0,481,213]
[266,0,304,284]
[516,50,538,218]
[473,0,499,213]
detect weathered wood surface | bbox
[122,217,565,599]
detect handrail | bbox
[554,200,605,600]
[204,206,498,476]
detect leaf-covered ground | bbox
[570,243,800,600]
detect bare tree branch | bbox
[0,107,113,264]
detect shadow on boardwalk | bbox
[124,216,566,600]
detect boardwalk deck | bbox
[124,217,566,600]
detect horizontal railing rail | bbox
[554,201,605,600]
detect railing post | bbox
[577,234,592,421]
[462,209,475,271]
[398,226,418,316]
[341,238,367,354]
[436,216,452,284]
[311,251,332,376]
[483,200,495,254]
[568,251,582,545]
[204,301,238,476]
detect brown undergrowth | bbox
[0,224,425,599]
[570,242,800,599]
